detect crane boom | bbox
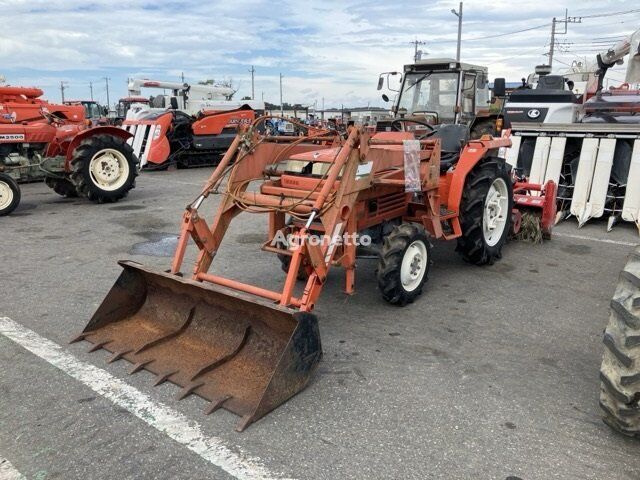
[596,28,640,87]
[127,78,235,99]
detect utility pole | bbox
[181,72,185,83]
[549,16,557,67]
[548,10,582,68]
[60,81,68,103]
[89,81,93,101]
[103,77,111,110]
[322,97,325,121]
[451,2,463,62]
[410,39,427,62]
[249,66,255,100]
[279,73,284,116]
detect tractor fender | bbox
[65,126,132,162]
[446,136,512,212]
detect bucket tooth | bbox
[88,340,110,353]
[204,395,232,415]
[133,306,196,355]
[190,326,251,381]
[129,360,153,375]
[236,414,255,432]
[107,349,132,364]
[154,371,178,387]
[177,382,204,400]
[69,332,91,344]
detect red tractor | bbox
[0,85,85,124]
[0,86,138,216]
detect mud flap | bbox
[72,260,322,431]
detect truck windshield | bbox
[397,72,458,122]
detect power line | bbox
[575,8,640,19]
[463,23,550,42]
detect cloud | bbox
[1,0,638,106]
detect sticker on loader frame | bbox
[325,222,344,263]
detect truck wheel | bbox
[456,158,512,265]
[600,247,640,437]
[45,178,78,198]
[377,223,431,306]
[0,173,20,216]
[70,134,138,203]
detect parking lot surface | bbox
[1,170,639,480]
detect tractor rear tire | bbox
[377,223,431,306]
[456,157,513,265]
[600,247,640,437]
[70,134,138,203]
[0,173,20,216]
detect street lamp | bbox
[451,2,463,62]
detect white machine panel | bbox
[622,140,640,224]
[587,138,616,222]
[505,135,521,168]
[570,138,600,226]
[544,137,567,185]
[529,136,551,185]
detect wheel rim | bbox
[0,180,14,210]
[400,240,428,292]
[483,177,509,247]
[88,148,130,191]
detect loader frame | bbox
[171,124,533,310]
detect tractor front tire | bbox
[470,118,497,139]
[377,223,431,306]
[70,134,138,203]
[45,178,79,198]
[456,157,513,265]
[0,173,20,216]
[600,247,640,437]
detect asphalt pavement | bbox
[1,169,639,480]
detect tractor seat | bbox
[432,124,470,172]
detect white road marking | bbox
[554,232,639,247]
[0,457,26,480]
[0,317,292,480]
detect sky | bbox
[0,0,638,109]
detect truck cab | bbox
[377,58,500,137]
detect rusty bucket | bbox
[73,260,322,431]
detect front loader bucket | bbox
[73,260,322,431]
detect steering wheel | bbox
[390,118,437,139]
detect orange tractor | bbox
[0,85,85,124]
[122,105,257,169]
[75,117,556,431]
[0,85,138,216]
